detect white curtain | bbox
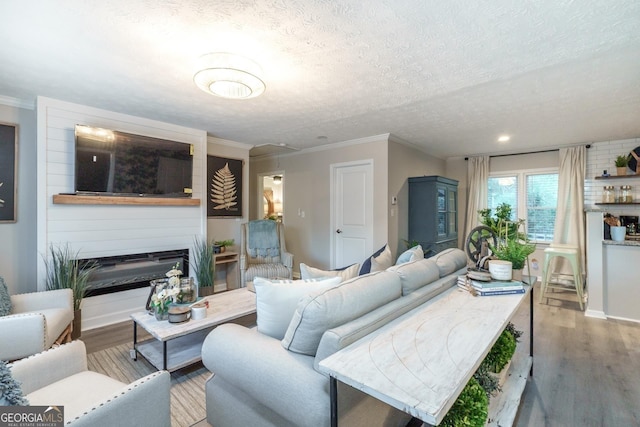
[464,156,490,241]
[553,146,586,270]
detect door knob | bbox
[336,229,342,233]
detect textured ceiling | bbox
[1,0,639,158]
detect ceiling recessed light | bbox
[498,135,511,142]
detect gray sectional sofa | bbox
[201,248,468,427]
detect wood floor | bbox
[80,284,640,427]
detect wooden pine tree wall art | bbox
[207,155,243,217]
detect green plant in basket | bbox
[481,327,517,374]
[440,376,488,427]
[615,154,631,167]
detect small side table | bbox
[214,251,240,291]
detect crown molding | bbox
[0,95,35,110]
[207,135,253,150]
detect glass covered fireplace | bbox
[81,249,189,297]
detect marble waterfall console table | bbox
[319,284,533,427]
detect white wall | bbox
[0,101,37,295]
[36,97,208,330]
[388,138,446,257]
[585,138,640,215]
[250,135,389,272]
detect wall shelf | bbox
[52,194,200,206]
[594,202,640,205]
[594,174,640,180]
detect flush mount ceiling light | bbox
[497,135,511,142]
[194,53,266,100]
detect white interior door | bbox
[331,160,373,269]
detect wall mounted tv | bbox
[74,125,193,197]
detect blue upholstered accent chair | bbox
[240,220,293,287]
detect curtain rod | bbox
[464,144,591,160]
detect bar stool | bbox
[539,245,584,310]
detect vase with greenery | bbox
[615,154,630,176]
[191,236,215,297]
[44,244,97,339]
[490,238,536,271]
[479,203,536,279]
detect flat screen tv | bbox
[74,125,193,197]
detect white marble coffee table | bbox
[319,285,533,426]
[131,287,256,371]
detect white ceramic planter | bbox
[489,260,513,281]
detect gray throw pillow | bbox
[0,277,12,316]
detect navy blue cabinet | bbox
[408,176,458,257]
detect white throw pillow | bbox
[299,263,360,281]
[253,277,342,340]
[395,245,424,265]
[370,244,393,272]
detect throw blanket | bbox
[248,220,280,257]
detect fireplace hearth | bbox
[82,249,189,297]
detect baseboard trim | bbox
[584,309,607,320]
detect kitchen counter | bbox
[586,212,640,323]
[603,238,640,247]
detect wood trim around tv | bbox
[53,194,200,206]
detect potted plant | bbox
[615,154,631,176]
[478,204,536,280]
[478,203,525,241]
[214,239,234,254]
[191,236,215,297]
[44,244,97,339]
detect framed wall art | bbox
[0,123,17,223]
[207,155,243,217]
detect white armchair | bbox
[240,220,293,287]
[0,287,74,361]
[9,340,171,427]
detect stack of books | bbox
[457,275,525,296]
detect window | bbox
[488,170,558,242]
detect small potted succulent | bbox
[615,154,631,176]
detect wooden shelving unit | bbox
[53,194,200,206]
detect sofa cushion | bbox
[254,277,343,340]
[0,277,11,316]
[395,245,424,265]
[26,371,125,421]
[431,248,468,277]
[282,270,402,356]
[370,244,393,272]
[358,244,387,275]
[299,263,360,282]
[387,258,440,296]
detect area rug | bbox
[87,343,209,427]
